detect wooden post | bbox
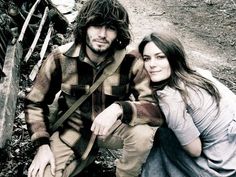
[0,42,23,148]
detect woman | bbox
[139,32,236,177]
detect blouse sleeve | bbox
[157,87,200,146]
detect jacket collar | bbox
[63,42,81,58]
[62,42,124,69]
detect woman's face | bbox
[143,41,171,82]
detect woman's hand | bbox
[28,144,55,177]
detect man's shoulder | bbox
[115,46,144,70]
[57,42,74,53]
[125,46,141,58]
[52,42,81,58]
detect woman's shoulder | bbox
[156,86,183,102]
[195,67,236,98]
[195,67,213,78]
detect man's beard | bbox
[86,42,109,55]
[86,36,114,55]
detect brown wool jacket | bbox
[24,42,164,149]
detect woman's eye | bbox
[143,57,150,61]
[156,55,166,60]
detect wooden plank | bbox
[0,42,22,148]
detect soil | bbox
[0,0,235,176]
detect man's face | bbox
[86,25,117,55]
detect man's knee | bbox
[127,125,157,152]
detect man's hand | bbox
[28,144,55,177]
[91,103,123,136]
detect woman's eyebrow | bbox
[154,52,164,56]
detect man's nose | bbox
[98,26,106,38]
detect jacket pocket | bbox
[111,84,129,96]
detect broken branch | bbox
[29,23,53,81]
[24,6,49,62]
[17,0,42,42]
[230,0,236,7]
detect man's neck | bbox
[86,46,107,66]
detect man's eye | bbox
[107,25,117,31]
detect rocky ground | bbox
[0,0,235,176]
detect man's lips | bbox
[94,40,108,44]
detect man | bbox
[25,0,164,177]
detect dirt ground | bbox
[123,0,236,93]
[0,0,235,176]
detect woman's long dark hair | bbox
[74,0,131,50]
[139,32,220,106]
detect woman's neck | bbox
[151,78,170,90]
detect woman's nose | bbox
[149,58,157,67]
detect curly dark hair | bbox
[74,0,131,50]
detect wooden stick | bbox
[216,76,235,86]
[81,133,97,160]
[230,0,236,7]
[24,7,49,62]
[18,0,42,42]
[39,24,53,61]
[29,23,53,81]
[0,30,7,49]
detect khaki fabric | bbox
[43,123,157,177]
